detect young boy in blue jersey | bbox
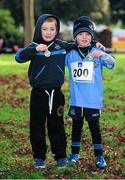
[15,14,104,169]
[65,16,115,169]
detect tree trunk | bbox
[23,0,34,46]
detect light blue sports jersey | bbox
[65,47,115,109]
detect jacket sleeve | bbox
[15,43,37,63]
[100,52,116,69]
[60,40,76,52]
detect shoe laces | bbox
[35,158,44,165]
[96,156,105,164]
[69,154,79,161]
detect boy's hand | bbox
[91,51,103,58]
[96,42,106,51]
[36,44,48,52]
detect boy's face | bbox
[75,32,92,47]
[41,21,57,42]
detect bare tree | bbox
[23,0,34,46]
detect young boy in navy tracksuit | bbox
[65,16,115,168]
[15,14,104,168]
[15,14,70,168]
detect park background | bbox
[0,0,125,179]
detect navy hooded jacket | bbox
[15,14,75,89]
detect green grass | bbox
[0,54,29,75]
[0,53,125,179]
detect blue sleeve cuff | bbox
[15,49,24,63]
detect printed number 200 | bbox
[73,68,89,77]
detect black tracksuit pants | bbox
[68,106,103,156]
[30,88,66,161]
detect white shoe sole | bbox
[34,165,46,169]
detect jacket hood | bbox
[33,14,60,44]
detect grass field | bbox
[0,53,125,179]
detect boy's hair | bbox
[44,17,58,31]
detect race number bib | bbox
[71,61,94,82]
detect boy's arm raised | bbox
[15,43,37,63]
[91,50,115,69]
[64,40,106,52]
